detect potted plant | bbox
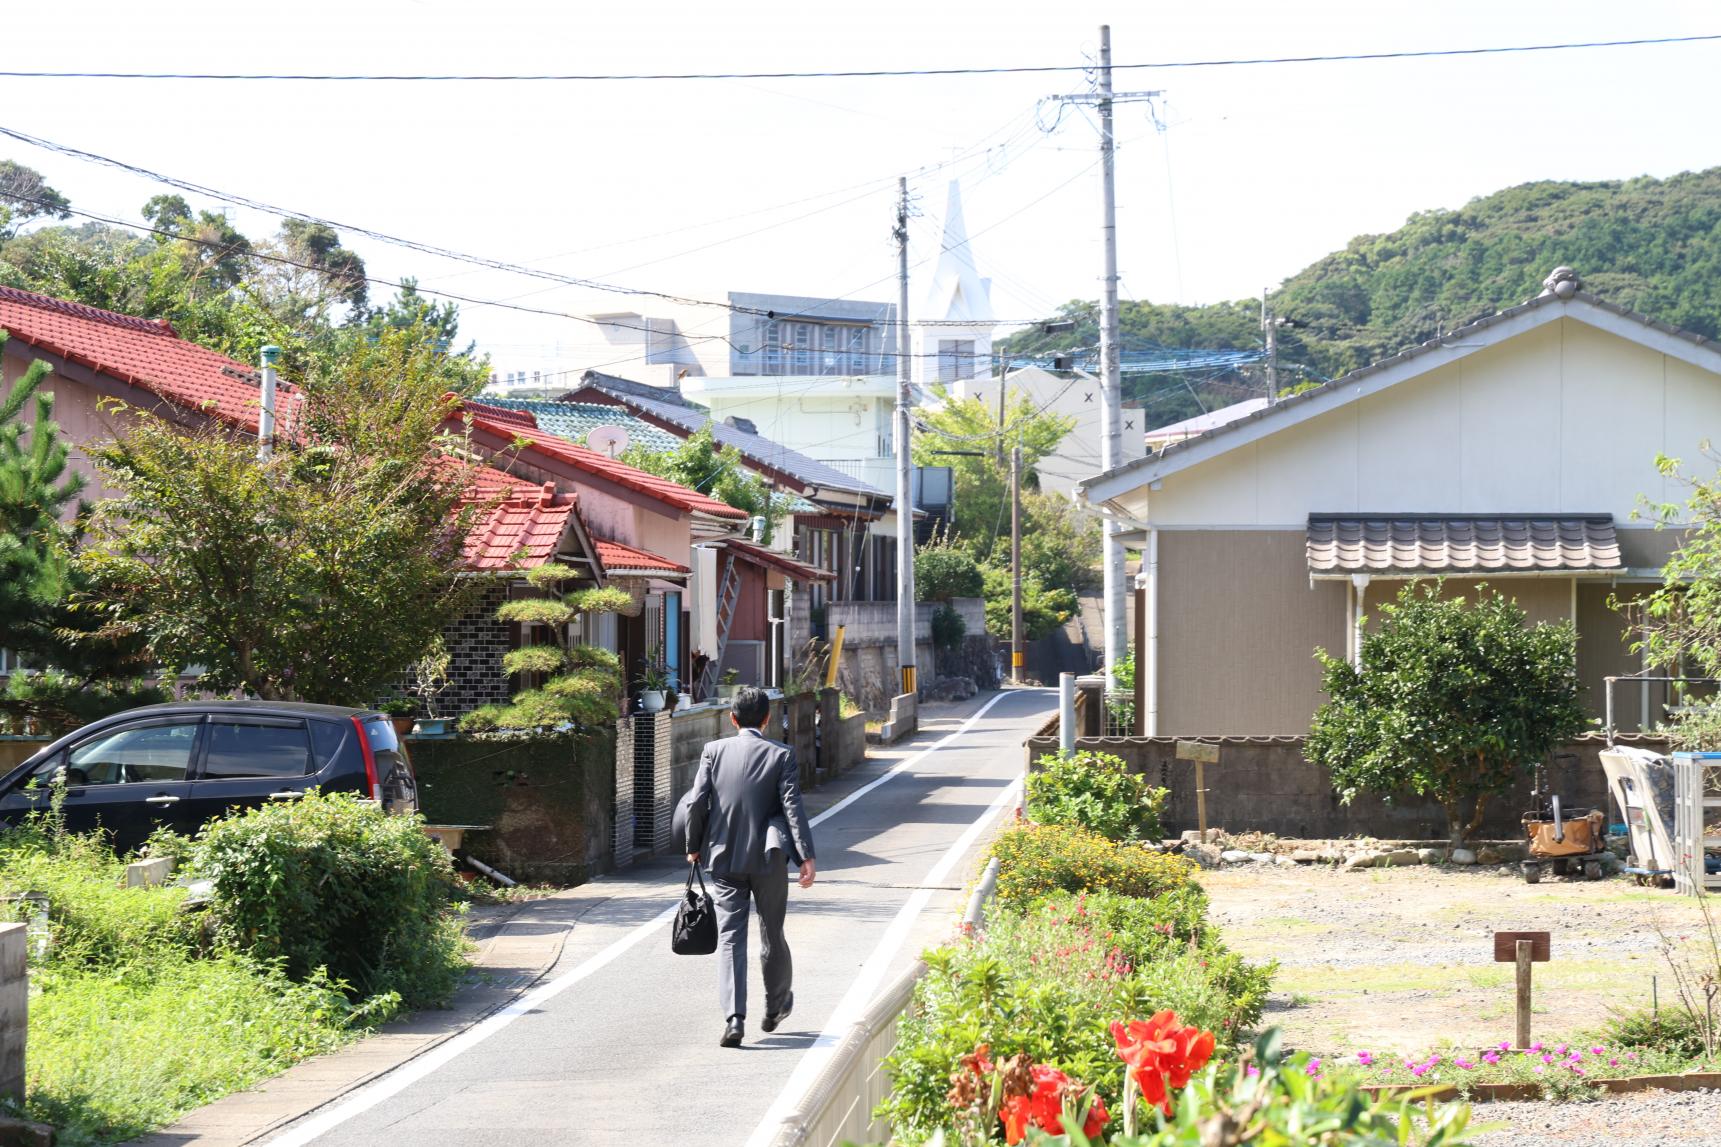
[412,639,453,736]
[376,697,417,736]
[636,659,670,713]
[717,667,741,701]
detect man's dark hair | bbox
[733,686,771,729]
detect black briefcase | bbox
[672,862,718,956]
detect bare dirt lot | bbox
[1201,862,1721,1146]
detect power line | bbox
[1,34,1714,81]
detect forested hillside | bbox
[1001,168,1721,427]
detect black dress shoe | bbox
[762,992,794,1033]
[721,1016,744,1047]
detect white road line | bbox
[262,688,1032,1146]
[742,770,1025,1147]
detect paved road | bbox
[265,687,1055,1147]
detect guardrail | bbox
[765,857,1002,1147]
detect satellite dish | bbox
[586,425,630,458]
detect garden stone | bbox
[1248,852,1275,864]
[1290,849,1321,863]
[1342,851,1380,871]
[1383,848,1422,866]
[1416,847,1443,864]
[1476,846,1502,865]
[1184,843,1222,869]
[1220,849,1250,865]
[1450,848,1478,866]
[1273,855,1298,867]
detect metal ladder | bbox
[698,553,740,698]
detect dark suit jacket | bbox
[685,727,815,876]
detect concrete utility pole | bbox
[893,176,917,697]
[1011,435,1023,683]
[257,344,281,460]
[1262,289,1279,406]
[1096,24,1127,686]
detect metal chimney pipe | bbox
[257,345,281,460]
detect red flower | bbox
[997,1064,1110,1144]
[1111,1010,1217,1115]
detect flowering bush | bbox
[879,894,1270,1142]
[1027,749,1167,841]
[945,1046,1110,1145]
[989,823,1195,909]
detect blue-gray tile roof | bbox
[477,399,683,455]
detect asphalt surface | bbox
[265,687,1055,1147]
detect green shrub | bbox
[193,791,466,1008]
[1027,749,1166,841]
[931,602,966,650]
[989,823,1194,909]
[915,543,984,602]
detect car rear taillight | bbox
[352,715,380,800]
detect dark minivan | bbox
[0,701,417,851]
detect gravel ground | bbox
[1198,860,1720,1144]
[1467,1088,1721,1145]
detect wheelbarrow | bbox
[1520,753,1609,883]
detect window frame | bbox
[195,715,315,782]
[56,716,207,788]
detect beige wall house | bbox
[1080,269,1721,738]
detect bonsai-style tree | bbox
[459,564,633,732]
[1306,582,1587,848]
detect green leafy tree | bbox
[619,426,792,541]
[982,565,1076,642]
[0,336,81,632]
[0,160,70,238]
[911,389,1073,561]
[1630,449,1721,748]
[459,569,632,732]
[1307,582,1587,847]
[82,322,483,703]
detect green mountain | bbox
[1000,168,1721,427]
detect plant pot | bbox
[717,684,739,701]
[674,693,693,712]
[414,718,449,736]
[639,690,666,713]
[391,717,415,736]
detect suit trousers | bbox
[712,853,791,1021]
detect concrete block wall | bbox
[1022,734,1655,840]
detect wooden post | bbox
[0,922,24,1103]
[1196,761,1209,842]
[1494,930,1549,1050]
[1515,939,1534,1050]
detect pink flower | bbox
[1245,1065,1260,1078]
[1305,1058,1322,1076]
[1571,1066,1585,1076]
[1357,1051,1374,1067]
[1455,1059,1476,1070]
[1541,1054,1553,1064]
[1498,1041,1511,1051]
[1609,1058,1619,1067]
[1590,1046,1605,1056]
[1530,1042,1544,1052]
[1409,1065,1427,1077]
[1626,1052,1638,1060]
[1554,1044,1568,1056]
[1483,1052,1501,1065]
[1534,1066,1546,1075]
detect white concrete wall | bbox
[1142,317,1721,529]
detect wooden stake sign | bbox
[1175,741,1220,841]
[1493,931,1550,1049]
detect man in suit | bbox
[685,686,816,1048]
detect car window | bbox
[203,721,312,780]
[309,719,350,770]
[65,721,201,786]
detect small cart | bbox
[1521,799,1609,883]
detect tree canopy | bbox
[1307,583,1588,847]
[618,426,793,542]
[999,167,1721,429]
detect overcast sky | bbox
[6,0,1719,377]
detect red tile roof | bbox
[0,284,293,430]
[723,538,835,582]
[593,538,690,577]
[458,463,580,572]
[464,405,749,521]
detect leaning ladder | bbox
[697,553,740,698]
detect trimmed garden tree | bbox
[1306,582,1587,848]
[459,565,632,732]
[1634,451,1721,748]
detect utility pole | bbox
[995,355,1007,468]
[1262,288,1279,406]
[1045,27,1157,687]
[893,176,917,698]
[1096,23,1127,687]
[1011,435,1023,684]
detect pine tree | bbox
[0,333,83,642]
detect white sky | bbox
[5,0,1720,377]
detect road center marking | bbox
[263,688,1027,1146]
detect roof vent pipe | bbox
[257,345,282,460]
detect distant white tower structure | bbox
[915,180,996,393]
